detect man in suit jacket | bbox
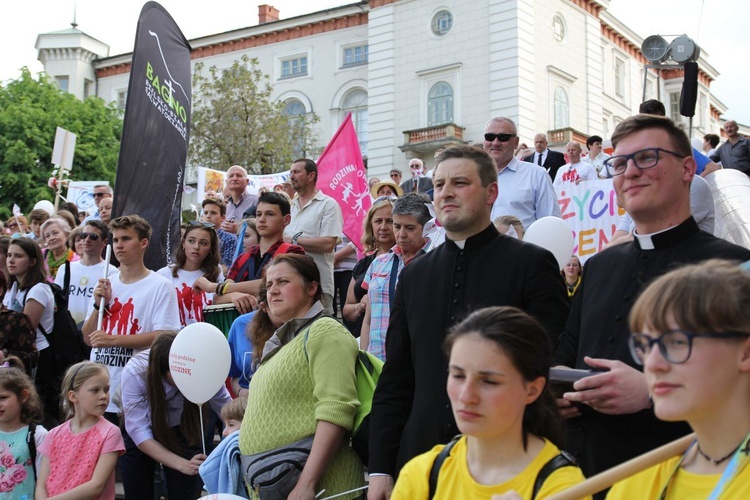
[524,133,567,180]
[367,145,569,499]
[400,158,434,194]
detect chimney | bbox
[259,4,280,24]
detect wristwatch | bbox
[291,231,303,245]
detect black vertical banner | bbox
[113,2,191,270]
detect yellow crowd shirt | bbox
[391,436,589,499]
[607,454,750,499]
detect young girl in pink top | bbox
[35,362,124,499]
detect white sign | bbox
[67,181,109,213]
[51,127,77,172]
[196,167,290,204]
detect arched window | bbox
[428,82,453,126]
[342,90,368,155]
[554,87,569,129]
[283,99,307,157]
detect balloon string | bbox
[199,403,206,456]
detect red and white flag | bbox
[317,113,370,252]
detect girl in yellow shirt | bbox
[608,260,750,499]
[391,306,588,499]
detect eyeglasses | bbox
[189,220,215,229]
[484,133,517,143]
[603,148,686,177]
[409,164,421,170]
[79,232,101,241]
[93,192,109,198]
[629,330,750,365]
[390,174,401,178]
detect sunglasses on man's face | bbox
[79,232,100,241]
[93,192,108,198]
[484,133,517,143]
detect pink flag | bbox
[316,113,370,252]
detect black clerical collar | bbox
[633,217,699,250]
[445,224,498,252]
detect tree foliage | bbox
[0,68,122,219]
[189,55,318,175]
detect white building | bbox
[36,0,734,181]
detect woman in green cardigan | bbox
[239,254,364,499]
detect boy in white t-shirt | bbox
[82,215,180,420]
[54,220,118,326]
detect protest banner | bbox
[196,167,290,204]
[556,179,625,262]
[66,181,108,214]
[112,1,192,269]
[316,114,369,252]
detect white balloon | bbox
[169,322,231,404]
[524,216,575,270]
[33,200,55,216]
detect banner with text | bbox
[316,114,369,252]
[556,179,625,263]
[196,167,290,204]
[113,1,192,269]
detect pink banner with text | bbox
[316,113,370,252]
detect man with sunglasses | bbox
[399,159,433,194]
[483,117,561,230]
[555,114,750,493]
[82,184,113,224]
[54,220,117,328]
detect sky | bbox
[2,0,748,125]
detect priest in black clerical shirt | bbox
[367,145,570,499]
[556,114,750,497]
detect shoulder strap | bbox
[388,253,400,309]
[63,260,71,304]
[27,422,37,480]
[272,242,292,257]
[428,435,462,500]
[532,450,577,499]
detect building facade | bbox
[35,0,732,181]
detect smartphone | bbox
[549,368,600,383]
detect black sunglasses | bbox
[189,220,215,229]
[484,133,517,143]
[93,192,109,198]
[79,232,100,241]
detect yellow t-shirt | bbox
[391,436,589,500]
[607,455,750,499]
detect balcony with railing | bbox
[399,123,467,155]
[547,127,589,147]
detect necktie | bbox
[413,178,418,193]
[537,154,543,166]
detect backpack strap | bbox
[428,435,461,499]
[62,260,71,306]
[532,450,577,499]
[27,422,37,479]
[272,242,293,257]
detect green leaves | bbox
[0,68,122,219]
[189,55,318,174]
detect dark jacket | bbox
[369,224,570,476]
[400,176,434,195]
[556,217,750,479]
[524,150,566,180]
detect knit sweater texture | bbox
[239,316,364,498]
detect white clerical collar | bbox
[454,239,466,249]
[633,224,679,250]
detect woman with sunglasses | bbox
[608,259,750,498]
[342,197,396,337]
[40,217,79,280]
[157,221,223,327]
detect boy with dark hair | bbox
[202,198,237,273]
[195,191,304,297]
[28,209,51,241]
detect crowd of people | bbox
[0,107,748,500]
